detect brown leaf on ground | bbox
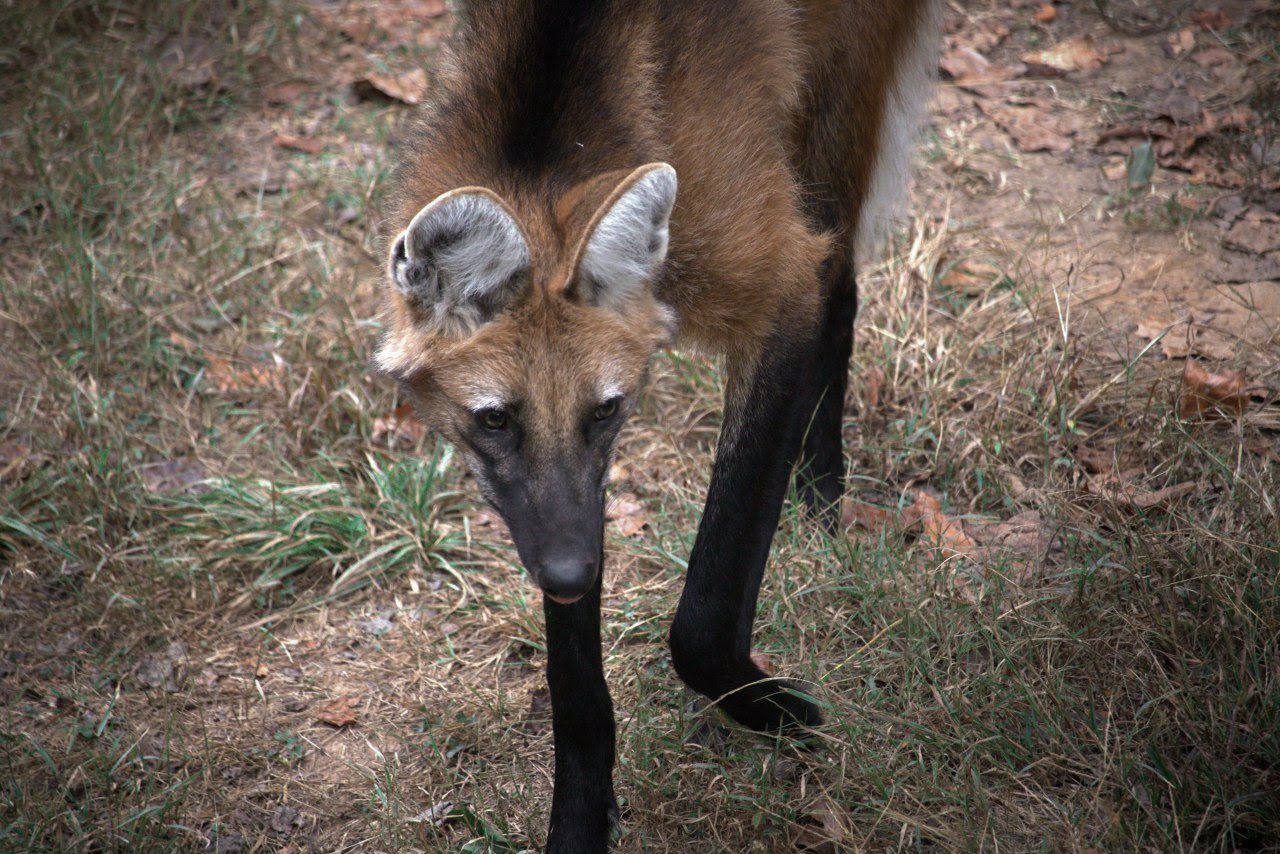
[1213,252,1280,284]
[1074,444,1143,479]
[311,9,374,43]
[374,0,447,29]
[1087,477,1197,509]
[0,441,45,483]
[1191,46,1235,68]
[168,334,282,394]
[371,403,427,448]
[939,46,1021,94]
[841,499,896,531]
[264,81,309,105]
[1179,359,1249,419]
[955,20,1010,54]
[1022,36,1106,72]
[1132,317,1235,361]
[133,642,188,692]
[273,133,323,155]
[794,797,850,853]
[906,492,976,560]
[977,100,1075,152]
[469,506,505,532]
[1033,4,1057,23]
[158,33,219,89]
[861,365,885,411]
[969,511,1060,584]
[1166,27,1196,57]
[205,355,280,394]
[1190,9,1230,30]
[941,258,1004,294]
[750,652,776,676]
[316,696,359,727]
[141,456,207,494]
[1224,215,1280,255]
[939,45,991,81]
[606,493,647,537]
[844,490,975,559]
[353,69,429,105]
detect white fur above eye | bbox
[388,189,530,333]
[579,163,677,309]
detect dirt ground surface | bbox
[931,0,1279,383]
[2,1,1278,852]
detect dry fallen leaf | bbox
[1191,46,1234,68]
[371,403,428,448]
[168,333,282,394]
[1132,315,1237,361]
[354,69,429,105]
[316,696,359,727]
[1224,215,1280,256]
[158,33,219,89]
[1033,4,1057,23]
[861,364,885,411]
[273,133,323,155]
[973,510,1056,555]
[1190,9,1230,30]
[1179,358,1249,419]
[844,490,974,560]
[606,494,647,537]
[0,441,45,483]
[911,492,976,560]
[793,797,850,853]
[939,45,992,82]
[1087,477,1197,509]
[141,456,207,494]
[750,652,776,676]
[373,0,447,29]
[1022,36,1106,72]
[469,505,507,534]
[939,39,1023,96]
[206,356,280,394]
[841,499,897,531]
[1166,27,1196,57]
[977,100,1075,152]
[941,258,1004,294]
[264,81,309,105]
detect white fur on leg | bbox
[853,0,943,266]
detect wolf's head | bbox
[376,164,677,602]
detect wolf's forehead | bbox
[446,339,628,411]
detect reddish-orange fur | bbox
[376,3,940,847]
[379,0,936,394]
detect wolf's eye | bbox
[478,408,509,431]
[593,398,619,421]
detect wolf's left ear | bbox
[574,163,677,309]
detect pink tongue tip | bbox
[546,592,584,605]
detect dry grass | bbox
[2,1,1278,851]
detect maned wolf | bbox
[375,0,940,848]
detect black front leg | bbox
[669,331,823,732]
[544,569,616,853]
[796,250,857,525]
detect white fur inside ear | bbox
[579,164,677,309]
[389,190,530,333]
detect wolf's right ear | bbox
[387,188,530,334]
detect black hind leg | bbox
[796,250,856,527]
